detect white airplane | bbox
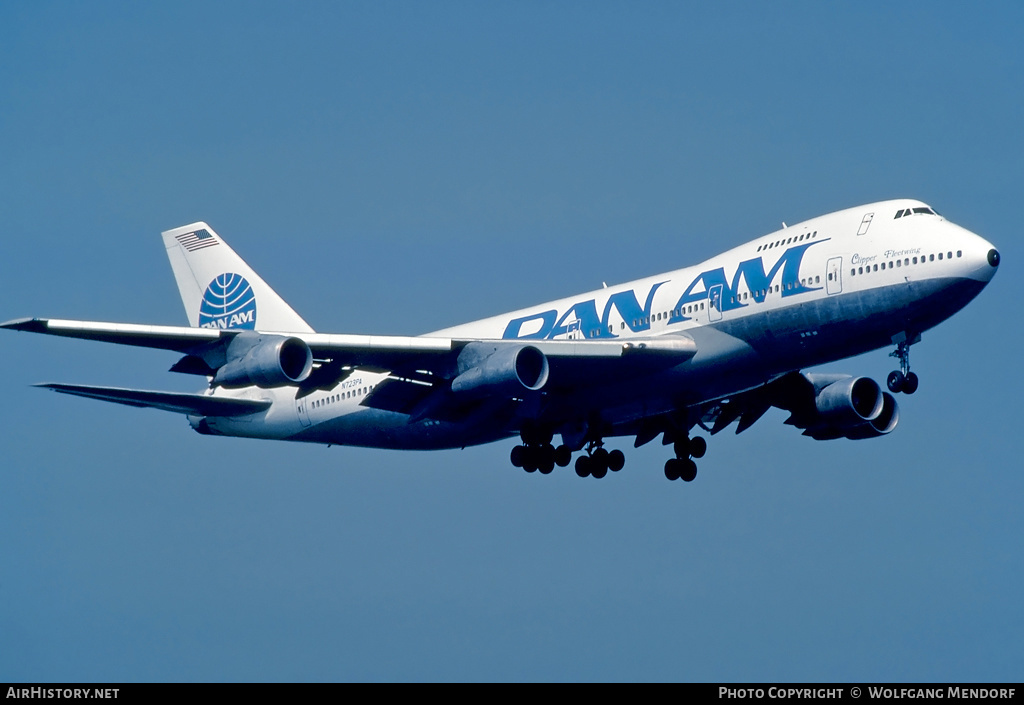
[2,199,1000,482]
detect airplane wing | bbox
[692,371,899,441]
[35,383,272,416]
[4,317,697,425]
[2,318,223,351]
[2,318,696,375]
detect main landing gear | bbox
[510,427,711,483]
[887,338,919,395]
[664,434,706,482]
[509,431,572,474]
[509,427,625,479]
[509,443,572,474]
[574,441,625,479]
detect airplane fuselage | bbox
[198,199,999,451]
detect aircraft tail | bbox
[161,222,315,333]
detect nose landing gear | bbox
[888,336,920,394]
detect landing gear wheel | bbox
[903,372,919,395]
[575,455,592,478]
[588,448,609,479]
[689,436,707,459]
[538,445,555,474]
[680,459,698,482]
[510,445,525,468]
[664,458,680,481]
[554,445,572,467]
[887,370,906,393]
[522,447,538,473]
[608,449,625,472]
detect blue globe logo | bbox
[198,273,257,329]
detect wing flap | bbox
[36,383,271,417]
[363,377,437,415]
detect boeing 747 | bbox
[2,199,1000,482]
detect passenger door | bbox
[826,257,843,295]
[708,284,724,321]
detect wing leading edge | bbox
[2,317,697,377]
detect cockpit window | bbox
[894,206,939,219]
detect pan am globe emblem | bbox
[198,273,257,329]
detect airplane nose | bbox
[988,248,1001,268]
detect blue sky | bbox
[1,1,1022,681]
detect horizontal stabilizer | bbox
[36,383,271,417]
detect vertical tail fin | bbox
[161,222,315,333]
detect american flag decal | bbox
[175,229,219,252]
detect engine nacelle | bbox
[800,375,900,440]
[213,334,313,388]
[844,392,900,439]
[450,343,549,397]
[814,376,884,428]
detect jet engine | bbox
[450,343,549,397]
[799,375,900,440]
[212,334,313,388]
[844,391,900,439]
[814,376,884,427]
